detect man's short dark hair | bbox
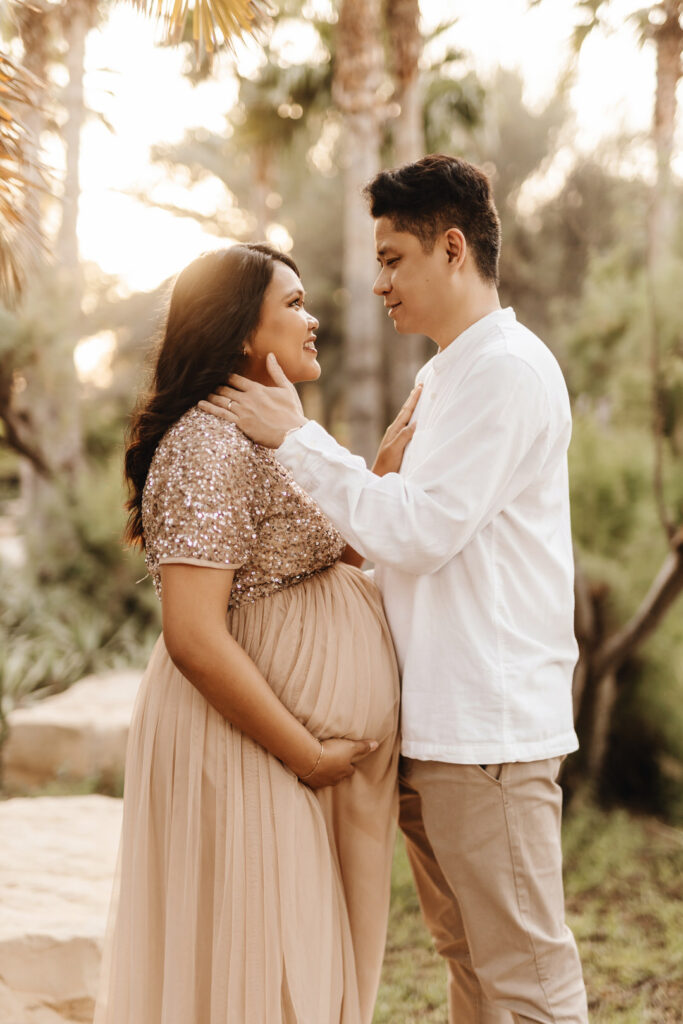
[363,154,501,285]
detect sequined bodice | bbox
[142,407,346,608]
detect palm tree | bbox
[386,0,422,166]
[5,0,90,566]
[545,1,683,273]
[641,1,683,267]
[0,1,54,475]
[332,0,384,462]
[55,0,100,274]
[0,48,46,305]
[383,0,425,420]
[0,0,269,306]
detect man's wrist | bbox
[279,418,308,446]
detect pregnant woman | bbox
[94,243,408,1024]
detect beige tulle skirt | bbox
[94,562,400,1024]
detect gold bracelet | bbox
[299,741,324,781]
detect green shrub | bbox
[0,456,160,758]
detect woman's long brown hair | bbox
[124,243,299,548]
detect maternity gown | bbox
[94,407,400,1024]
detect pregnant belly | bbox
[226,561,400,744]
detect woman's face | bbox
[242,261,320,385]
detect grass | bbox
[1,769,125,800]
[374,800,683,1023]
[563,800,683,1023]
[373,831,447,1023]
[3,771,680,1020]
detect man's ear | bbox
[444,228,466,269]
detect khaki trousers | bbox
[399,757,588,1024]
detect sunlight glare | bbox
[71,0,681,290]
[74,330,117,388]
[79,6,238,290]
[516,146,578,218]
[266,223,294,253]
[78,190,231,292]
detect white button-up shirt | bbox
[276,308,579,764]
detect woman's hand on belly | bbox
[303,737,379,789]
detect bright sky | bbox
[44,0,680,366]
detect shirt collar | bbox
[431,307,517,376]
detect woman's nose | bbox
[308,312,319,329]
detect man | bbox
[204,154,589,1023]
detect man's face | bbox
[373,216,450,338]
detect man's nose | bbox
[373,268,389,296]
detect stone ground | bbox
[0,795,122,1024]
[1,670,140,1024]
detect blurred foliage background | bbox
[0,0,682,832]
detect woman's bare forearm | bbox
[161,564,321,777]
[167,625,321,777]
[340,543,364,568]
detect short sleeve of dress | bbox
[142,410,264,576]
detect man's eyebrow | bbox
[376,243,399,258]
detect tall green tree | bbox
[532,0,683,786]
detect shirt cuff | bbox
[275,419,340,472]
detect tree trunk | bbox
[572,531,683,783]
[572,557,600,720]
[383,0,427,421]
[584,669,618,780]
[645,1,682,539]
[333,0,384,463]
[386,0,423,166]
[56,1,90,275]
[593,529,683,679]
[17,1,92,568]
[250,145,272,240]
[648,0,682,269]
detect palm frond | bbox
[625,7,652,48]
[423,17,459,46]
[0,52,49,306]
[130,0,274,56]
[571,19,598,50]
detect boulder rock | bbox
[2,670,143,789]
[0,795,122,1024]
